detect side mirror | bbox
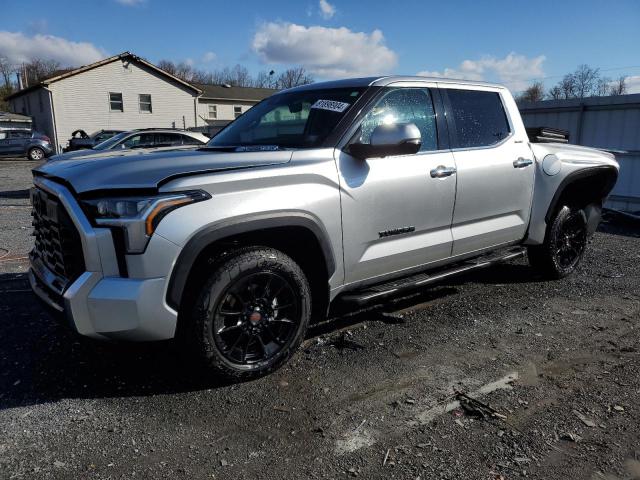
[349,123,422,160]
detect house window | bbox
[234,106,242,118]
[109,92,124,112]
[139,94,152,113]
[208,104,217,119]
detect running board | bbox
[338,247,527,307]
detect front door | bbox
[442,87,535,256]
[339,87,457,285]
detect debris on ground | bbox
[572,409,596,427]
[455,391,507,420]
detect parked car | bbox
[29,76,618,380]
[63,129,125,152]
[48,129,209,161]
[0,130,54,160]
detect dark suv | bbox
[0,130,54,160]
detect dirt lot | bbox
[1,160,639,480]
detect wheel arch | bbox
[167,212,336,317]
[545,165,618,224]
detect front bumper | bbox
[29,177,179,341]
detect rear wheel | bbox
[28,147,45,161]
[187,247,311,380]
[528,205,588,279]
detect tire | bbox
[28,147,45,161]
[187,247,311,380]
[528,205,588,279]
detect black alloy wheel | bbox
[213,272,300,365]
[188,247,311,380]
[528,205,588,279]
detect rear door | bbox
[442,86,535,256]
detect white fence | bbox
[519,94,640,213]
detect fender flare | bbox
[166,212,336,310]
[544,165,618,223]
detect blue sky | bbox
[1,0,640,92]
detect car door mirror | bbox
[349,123,422,159]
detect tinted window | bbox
[154,133,182,146]
[446,90,510,148]
[9,131,30,139]
[121,133,155,149]
[358,88,438,152]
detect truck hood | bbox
[34,148,293,194]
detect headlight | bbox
[82,190,210,253]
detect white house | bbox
[6,52,203,152]
[6,52,278,152]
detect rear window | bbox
[446,90,510,149]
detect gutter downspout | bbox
[194,93,201,128]
[44,86,60,154]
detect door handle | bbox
[513,157,533,168]
[430,165,457,178]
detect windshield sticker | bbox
[311,99,351,113]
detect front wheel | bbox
[528,205,588,279]
[187,247,311,380]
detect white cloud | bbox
[625,75,640,94]
[201,51,216,63]
[319,0,336,19]
[115,0,145,5]
[0,31,107,67]
[252,22,397,78]
[418,52,546,91]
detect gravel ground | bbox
[1,161,639,480]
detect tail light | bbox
[42,135,50,143]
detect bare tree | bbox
[595,76,612,97]
[252,70,274,88]
[157,59,178,76]
[559,74,577,99]
[0,56,16,89]
[547,85,562,100]
[517,81,545,103]
[609,76,627,96]
[572,64,600,98]
[275,67,314,89]
[23,58,62,86]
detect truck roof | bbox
[282,75,507,93]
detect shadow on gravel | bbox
[0,189,30,199]
[0,261,547,410]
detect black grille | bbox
[30,187,85,289]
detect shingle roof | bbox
[195,84,277,102]
[5,52,202,100]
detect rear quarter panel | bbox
[526,143,619,244]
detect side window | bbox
[446,89,510,148]
[109,92,124,112]
[180,134,203,145]
[154,133,181,146]
[358,88,438,152]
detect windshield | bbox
[93,131,129,150]
[208,87,365,149]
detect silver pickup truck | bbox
[29,76,619,379]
